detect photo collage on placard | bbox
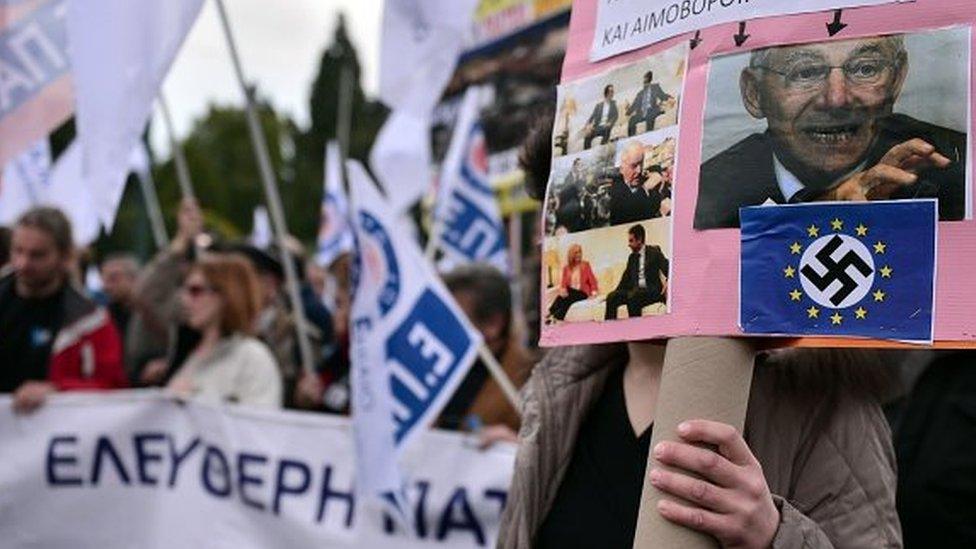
[543,41,687,324]
[695,26,971,230]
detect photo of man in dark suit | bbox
[608,141,669,226]
[627,71,672,136]
[695,34,967,229]
[605,224,669,320]
[584,84,618,149]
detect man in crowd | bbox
[604,224,669,320]
[696,35,966,229]
[99,253,140,351]
[0,207,126,412]
[609,141,664,225]
[584,84,618,149]
[626,70,672,136]
[440,263,534,447]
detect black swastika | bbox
[800,235,874,306]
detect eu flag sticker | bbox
[739,200,936,343]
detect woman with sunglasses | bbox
[167,254,282,408]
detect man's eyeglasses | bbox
[755,58,896,91]
[182,283,215,298]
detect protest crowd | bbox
[3,0,976,548]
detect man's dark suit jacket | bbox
[627,84,670,118]
[587,100,619,128]
[609,175,659,226]
[694,113,967,229]
[615,245,669,295]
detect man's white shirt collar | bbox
[772,154,866,203]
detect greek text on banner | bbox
[0,392,515,548]
[590,0,907,61]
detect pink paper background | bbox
[541,0,976,347]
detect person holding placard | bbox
[503,117,901,548]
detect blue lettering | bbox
[167,436,201,488]
[133,432,166,485]
[45,435,81,486]
[436,487,485,546]
[273,459,310,515]
[484,488,508,518]
[91,435,131,485]
[315,464,355,527]
[237,452,268,511]
[201,446,232,498]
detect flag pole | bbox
[214,0,316,375]
[136,152,170,250]
[158,92,196,199]
[476,343,521,415]
[336,63,354,165]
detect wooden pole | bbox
[135,157,169,250]
[158,92,195,199]
[632,337,755,549]
[215,0,316,374]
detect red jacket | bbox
[561,262,598,296]
[1,274,127,391]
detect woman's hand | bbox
[649,420,780,548]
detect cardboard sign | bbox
[541,0,976,348]
[590,0,906,61]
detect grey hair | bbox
[749,35,907,69]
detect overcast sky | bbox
[151,0,382,153]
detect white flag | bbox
[377,0,479,116]
[370,0,478,214]
[347,160,482,511]
[315,141,354,266]
[41,142,102,246]
[67,0,203,229]
[0,139,52,226]
[250,206,272,249]
[432,86,509,273]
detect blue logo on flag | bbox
[386,290,475,443]
[739,200,936,342]
[442,191,507,260]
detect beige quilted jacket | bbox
[498,344,902,548]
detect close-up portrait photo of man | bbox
[695,31,969,229]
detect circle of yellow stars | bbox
[785,218,892,327]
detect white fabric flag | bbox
[347,160,482,511]
[250,206,273,249]
[66,0,203,229]
[370,0,479,213]
[315,141,354,266]
[432,86,509,274]
[43,142,102,245]
[0,139,52,225]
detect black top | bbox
[536,366,653,548]
[0,286,65,392]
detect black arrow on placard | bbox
[690,30,702,49]
[733,22,750,47]
[826,9,847,37]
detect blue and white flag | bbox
[432,86,509,273]
[315,141,354,266]
[740,200,937,343]
[347,160,482,513]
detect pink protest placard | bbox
[540,0,976,348]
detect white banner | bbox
[0,392,515,549]
[591,0,905,61]
[315,140,354,267]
